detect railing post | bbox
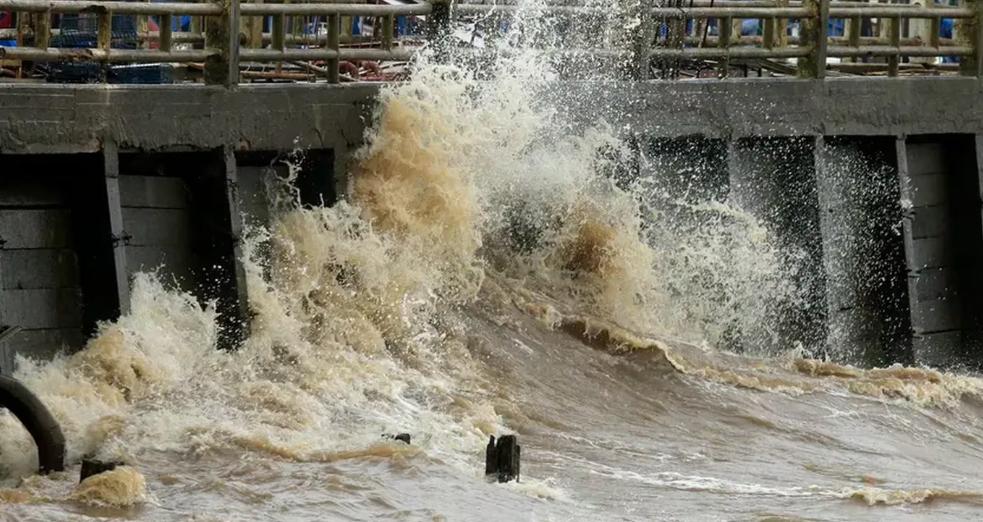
[764,14,776,50]
[798,0,829,78]
[848,14,860,63]
[98,8,111,80]
[887,15,900,76]
[34,10,50,50]
[160,14,173,53]
[631,0,654,80]
[959,0,983,77]
[327,13,339,83]
[382,13,394,50]
[97,10,111,52]
[427,0,451,60]
[272,11,285,73]
[778,0,789,48]
[244,0,264,49]
[719,16,732,77]
[138,1,149,49]
[192,15,202,42]
[205,0,241,86]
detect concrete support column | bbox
[102,141,131,317]
[815,136,912,366]
[727,137,829,354]
[189,148,251,350]
[72,148,130,338]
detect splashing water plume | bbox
[3,2,983,520]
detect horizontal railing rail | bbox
[0,0,432,84]
[0,0,980,84]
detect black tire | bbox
[0,375,65,474]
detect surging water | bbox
[4,4,983,521]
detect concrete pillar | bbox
[727,137,829,354]
[72,150,129,338]
[815,136,912,366]
[192,147,251,349]
[641,136,729,204]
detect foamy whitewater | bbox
[4,5,983,521]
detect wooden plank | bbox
[905,142,947,176]
[2,289,82,329]
[910,298,962,334]
[910,236,956,269]
[908,172,949,208]
[0,178,68,207]
[121,207,193,247]
[911,330,962,367]
[910,205,950,239]
[1,250,79,290]
[0,209,73,249]
[123,245,195,286]
[13,328,83,357]
[911,266,959,303]
[119,175,189,209]
[236,166,272,227]
[1,328,84,370]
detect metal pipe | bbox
[0,47,217,61]
[327,12,339,83]
[239,47,415,61]
[240,3,431,16]
[827,7,972,18]
[0,0,223,15]
[650,7,811,18]
[826,45,974,57]
[0,27,413,45]
[677,34,955,46]
[649,46,810,58]
[160,14,172,52]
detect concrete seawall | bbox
[1,77,981,368]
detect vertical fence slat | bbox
[975,0,983,77]
[764,16,776,49]
[35,10,50,50]
[718,16,732,77]
[98,11,111,52]
[247,0,263,48]
[957,0,983,77]
[205,0,241,86]
[382,13,393,50]
[160,14,173,52]
[888,15,900,77]
[327,12,339,83]
[138,1,149,49]
[632,0,654,80]
[798,0,828,78]
[272,14,285,50]
[778,0,789,48]
[848,14,860,63]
